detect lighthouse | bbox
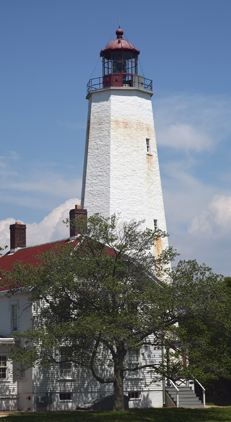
[81,28,168,248]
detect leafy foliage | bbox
[7,215,229,410]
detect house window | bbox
[127,349,139,365]
[0,356,7,379]
[59,349,72,378]
[146,138,152,154]
[128,391,141,400]
[127,349,140,378]
[59,392,72,401]
[11,304,18,331]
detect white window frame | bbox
[128,391,141,400]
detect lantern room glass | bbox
[102,54,138,76]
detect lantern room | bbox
[87,28,152,94]
[100,27,139,87]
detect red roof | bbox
[100,27,139,58]
[0,237,116,292]
[0,238,78,291]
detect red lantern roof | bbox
[100,27,140,58]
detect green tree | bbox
[7,215,227,411]
[202,276,231,405]
[170,262,231,382]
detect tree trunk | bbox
[113,355,125,411]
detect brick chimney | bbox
[69,205,87,238]
[10,221,26,250]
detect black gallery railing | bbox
[87,74,153,94]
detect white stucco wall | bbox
[82,87,168,249]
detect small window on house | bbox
[59,392,72,401]
[0,356,7,379]
[11,304,18,331]
[128,391,141,400]
[146,138,152,155]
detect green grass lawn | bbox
[2,408,231,422]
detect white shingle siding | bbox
[0,292,165,410]
[0,346,17,410]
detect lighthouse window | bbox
[146,138,152,155]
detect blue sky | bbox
[0,0,231,274]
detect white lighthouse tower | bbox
[81,28,168,246]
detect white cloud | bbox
[4,174,81,198]
[0,157,82,210]
[162,158,214,228]
[27,198,80,245]
[189,195,231,236]
[161,152,231,272]
[163,162,231,274]
[0,198,80,250]
[155,94,231,151]
[211,195,231,226]
[160,123,213,151]
[0,218,15,252]
[154,93,231,274]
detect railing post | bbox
[168,380,180,408]
[176,389,179,408]
[194,378,206,407]
[203,389,206,407]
